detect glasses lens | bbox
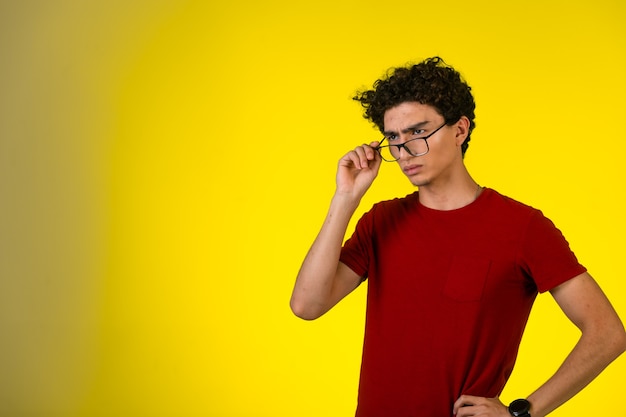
[405,138,428,156]
[378,138,429,161]
[378,146,399,161]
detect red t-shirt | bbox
[340,188,586,417]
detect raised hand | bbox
[336,141,382,200]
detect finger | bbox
[353,145,373,169]
[362,143,382,166]
[341,150,362,169]
[454,406,472,417]
[341,145,380,170]
[453,395,477,414]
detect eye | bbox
[386,134,398,142]
[411,128,426,137]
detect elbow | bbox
[290,295,324,321]
[614,324,626,357]
[600,319,626,361]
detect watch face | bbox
[509,399,530,415]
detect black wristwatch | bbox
[508,398,531,417]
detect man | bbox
[290,57,625,416]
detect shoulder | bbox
[483,188,535,210]
[482,188,544,219]
[368,191,419,214]
[355,192,419,231]
[477,188,559,240]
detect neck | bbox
[418,178,482,211]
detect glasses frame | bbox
[375,122,448,162]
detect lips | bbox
[403,164,423,176]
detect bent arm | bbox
[290,142,381,320]
[290,194,364,320]
[455,272,626,417]
[526,272,626,417]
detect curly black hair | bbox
[353,57,476,156]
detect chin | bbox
[408,177,429,188]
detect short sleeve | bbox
[339,207,376,279]
[519,211,587,293]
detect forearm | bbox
[527,324,626,416]
[290,193,361,320]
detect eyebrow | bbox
[383,120,431,137]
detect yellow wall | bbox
[1,1,625,416]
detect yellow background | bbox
[1,1,625,416]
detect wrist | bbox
[508,398,531,417]
[331,191,361,212]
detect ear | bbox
[454,116,470,147]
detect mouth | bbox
[403,164,423,176]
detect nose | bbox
[397,144,412,160]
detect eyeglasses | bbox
[375,122,447,162]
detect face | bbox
[382,102,468,187]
